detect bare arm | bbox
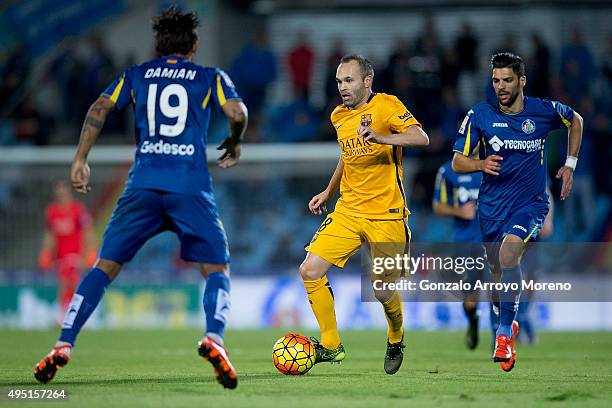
[452,152,482,173]
[556,111,583,200]
[83,209,97,256]
[432,201,476,220]
[83,217,98,266]
[40,230,54,253]
[217,100,248,168]
[452,151,503,175]
[38,229,55,270]
[308,157,344,215]
[357,124,429,147]
[566,112,583,158]
[71,96,115,194]
[85,227,96,253]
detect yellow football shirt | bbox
[331,92,420,219]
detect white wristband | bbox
[564,156,578,170]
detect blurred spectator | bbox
[440,48,461,88]
[414,14,440,55]
[453,24,481,107]
[287,31,315,100]
[591,112,611,196]
[323,37,345,108]
[49,45,87,125]
[438,87,465,147]
[320,37,346,141]
[39,180,96,322]
[548,76,571,105]
[0,43,30,108]
[379,38,413,101]
[265,98,320,142]
[10,96,50,145]
[84,34,115,103]
[562,95,596,235]
[560,29,595,103]
[455,23,479,73]
[35,70,63,121]
[410,16,443,127]
[604,34,612,80]
[493,32,518,55]
[601,34,612,106]
[527,33,551,98]
[0,44,30,145]
[229,31,278,117]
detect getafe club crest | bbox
[522,119,536,134]
[361,114,373,127]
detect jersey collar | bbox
[162,55,187,64]
[497,95,527,116]
[345,91,377,110]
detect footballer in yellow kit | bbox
[299,54,429,374]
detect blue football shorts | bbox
[480,202,548,272]
[99,188,230,264]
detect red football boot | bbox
[34,344,72,383]
[197,336,238,389]
[500,321,519,372]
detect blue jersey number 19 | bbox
[146,83,188,137]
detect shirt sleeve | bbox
[453,108,481,156]
[384,95,420,133]
[433,166,453,205]
[101,69,133,110]
[545,99,574,130]
[211,69,241,107]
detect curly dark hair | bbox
[152,5,200,57]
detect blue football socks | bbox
[59,268,111,346]
[496,264,522,338]
[203,272,231,345]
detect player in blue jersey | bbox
[433,160,484,350]
[452,53,582,372]
[34,7,247,389]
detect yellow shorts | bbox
[306,211,411,280]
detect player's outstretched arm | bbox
[217,100,248,168]
[308,157,344,215]
[357,124,429,147]
[71,96,115,194]
[452,151,502,175]
[432,201,476,220]
[556,111,583,200]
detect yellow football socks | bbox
[382,290,404,344]
[303,276,341,349]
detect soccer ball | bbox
[272,333,316,375]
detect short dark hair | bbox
[340,54,374,79]
[490,52,525,77]
[152,5,200,57]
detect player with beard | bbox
[300,54,429,374]
[452,52,582,372]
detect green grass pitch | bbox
[1,329,611,407]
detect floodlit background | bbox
[0,0,610,331]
